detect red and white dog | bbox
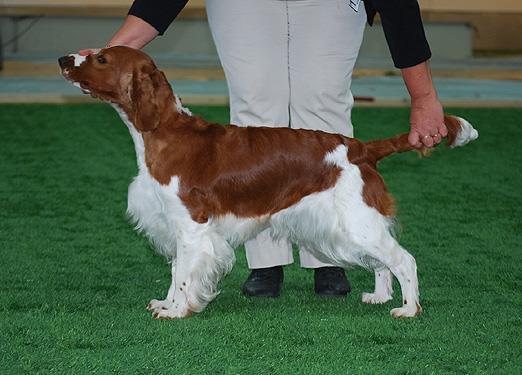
[59,47,478,319]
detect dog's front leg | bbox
[147,260,176,313]
[151,232,234,320]
[151,238,197,319]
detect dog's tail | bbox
[364,115,479,164]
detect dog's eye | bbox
[97,55,107,64]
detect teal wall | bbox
[0,16,472,67]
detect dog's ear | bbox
[130,65,168,132]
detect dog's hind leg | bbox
[345,214,421,317]
[376,243,422,318]
[362,267,393,305]
[147,260,176,313]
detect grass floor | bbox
[0,105,520,374]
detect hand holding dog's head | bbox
[59,46,171,132]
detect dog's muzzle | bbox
[58,55,72,69]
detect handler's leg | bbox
[287,0,366,293]
[207,0,290,127]
[207,0,292,297]
[288,0,366,138]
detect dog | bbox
[59,46,478,319]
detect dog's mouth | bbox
[59,58,98,98]
[72,81,97,98]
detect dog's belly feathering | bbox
[270,145,389,269]
[212,214,270,248]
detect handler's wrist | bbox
[410,89,438,105]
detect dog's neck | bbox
[111,103,148,171]
[111,94,196,174]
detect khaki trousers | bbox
[206,0,366,268]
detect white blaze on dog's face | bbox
[72,54,87,67]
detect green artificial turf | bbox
[0,104,520,374]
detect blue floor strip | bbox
[0,76,521,102]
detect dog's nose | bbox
[58,56,71,69]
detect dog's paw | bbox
[147,299,173,313]
[151,304,192,320]
[361,292,393,305]
[390,303,422,318]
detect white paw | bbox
[151,303,192,320]
[362,292,393,305]
[390,303,422,318]
[147,299,173,313]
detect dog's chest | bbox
[126,172,186,258]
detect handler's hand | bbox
[408,95,447,148]
[78,48,101,56]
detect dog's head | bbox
[59,46,172,131]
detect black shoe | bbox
[314,267,351,297]
[242,266,284,298]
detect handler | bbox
[81,0,447,299]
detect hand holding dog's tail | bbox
[364,115,479,164]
